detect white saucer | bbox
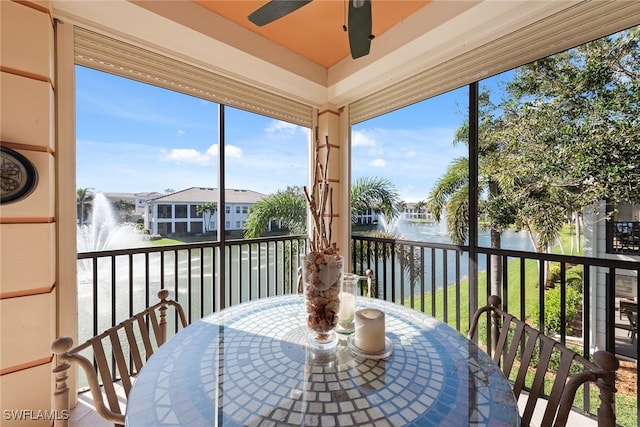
[347,335,393,360]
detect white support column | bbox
[314,104,352,270]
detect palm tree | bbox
[426,91,513,297]
[244,178,402,238]
[427,157,470,245]
[113,199,135,222]
[76,188,94,226]
[243,187,307,238]
[414,200,427,219]
[243,178,402,298]
[196,202,218,233]
[351,177,402,224]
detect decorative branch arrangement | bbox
[301,135,342,348]
[303,135,335,253]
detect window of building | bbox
[157,222,171,235]
[236,206,241,214]
[190,205,201,218]
[242,206,248,214]
[175,205,187,218]
[158,204,172,219]
[190,222,203,234]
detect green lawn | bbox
[409,225,581,328]
[407,251,541,333]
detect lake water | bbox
[356,220,534,299]
[376,218,533,251]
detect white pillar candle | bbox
[354,308,385,353]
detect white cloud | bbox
[352,130,377,147]
[405,149,416,158]
[266,120,298,135]
[204,145,218,158]
[161,144,243,165]
[224,145,243,159]
[369,158,387,168]
[161,148,212,165]
[177,130,186,136]
[202,144,243,159]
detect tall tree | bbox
[196,202,218,233]
[494,26,640,252]
[113,199,135,222]
[243,187,307,238]
[244,178,401,239]
[427,91,514,296]
[351,177,402,224]
[76,188,94,226]
[413,200,427,218]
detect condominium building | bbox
[145,187,266,236]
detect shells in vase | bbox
[303,251,343,333]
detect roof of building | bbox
[135,192,164,198]
[102,192,136,200]
[148,187,267,204]
[101,191,163,199]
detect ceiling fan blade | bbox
[248,0,313,27]
[348,0,372,59]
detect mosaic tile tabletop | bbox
[126,295,519,427]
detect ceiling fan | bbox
[248,0,374,59]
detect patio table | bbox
[125,294,519,426]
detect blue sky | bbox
[76,66,501,202]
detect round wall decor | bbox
[1,146,38,204]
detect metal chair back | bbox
[468,295,619,427]
[52,290,187,426]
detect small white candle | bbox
[354,308,386,353]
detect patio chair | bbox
[623,308,638,343]
[468,295,619,427]
[51,290,187,427]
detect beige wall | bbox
[1,1,57,425]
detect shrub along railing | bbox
[76,233,639,422]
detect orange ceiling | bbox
[194,0,429,68]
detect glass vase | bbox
[336,273,359,334]
[302,251,344,352]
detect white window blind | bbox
[74,27,314,128]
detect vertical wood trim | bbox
[338,106,351,271]
[55,18,79,404]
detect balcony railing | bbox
[76,233,639,422]
[77,235,307,338]
[613,221,640,255]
